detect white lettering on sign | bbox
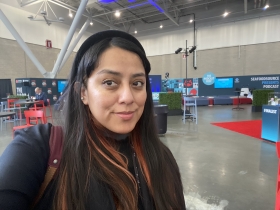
[263,85,279,88]
[251,76,279,81]
[264,109,277,114]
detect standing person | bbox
[0,30,186,210]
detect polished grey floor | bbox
[0,105,277,210]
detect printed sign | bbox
[47,88,52,94]
[46,40,52,49]
[250,76,279,89]
[202,72,216,85]
[31,80,36,87]
[53,95,58,101]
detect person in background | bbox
[0,30,186,210]
[28,87,48,108]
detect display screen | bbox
[149,75,161,92]
[57,80,67,93]
[214,78,233,88]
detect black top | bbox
[0,124,154,210]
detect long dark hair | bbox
[54,37,185,210]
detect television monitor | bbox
[214,78,233,88]
[57,80,67,93]
[149,75,161,92]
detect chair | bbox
[1,101,16,130]
[240,88,250,96]
[13,110,46,136]
[6,99,22,120]
[183,97,197,124]
[29,100,45,111]
[45,99,53,123]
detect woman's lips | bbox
[115,112,134,120]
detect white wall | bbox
[138,15,280,56]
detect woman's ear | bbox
[80,86,88,105]
[75,82,88,105]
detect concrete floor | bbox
[0,104,278,210]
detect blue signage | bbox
[202,72,216,85]
[149,75,161,92]
[261,105,280,142]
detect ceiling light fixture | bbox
[90,21,93,26]
[69,10,73,18]
[160,25,163,28]
[264,4,269,9]
[223,12,229,17]
[115,10,120,17]
[189,19,193,23]
[134,30,137,34]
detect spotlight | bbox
[134,30,137,34]
[59,17,64,21]
[175,48,182,54]
[160,25,163,28]
[223,12,228,17]
[28,15,34,19]
[90,21,93,26]
[189,19,193,23]
[264,4,269,9]
[115,10,120,17]
[69,10,73,18]
[189,46,196,53]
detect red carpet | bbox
[211,120,262,140]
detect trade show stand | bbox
[261,105,280,142]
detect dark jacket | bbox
[0,124,160,210]
[35,92,48,106]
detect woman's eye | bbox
[103,80,117,86]
[133,81,144,87]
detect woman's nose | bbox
[118,86,134,104]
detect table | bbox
[0,111,16,130]
[3,100,40,125]
[232,91,244,110]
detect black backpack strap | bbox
[31,125,63,208]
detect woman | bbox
[0,30,186,210]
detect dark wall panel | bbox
[199,74,280,96]
[15,78,67,105]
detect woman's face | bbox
[81,47,147,134]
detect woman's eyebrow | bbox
[97,69,146,78]
[131,73,146,78]
[97,69,121,76]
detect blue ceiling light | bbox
[128,2,149,9]
[147,0,164,13]
[98,0,115,4]
[128,0,136,2]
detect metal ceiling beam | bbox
[147,0,179,26]
[58,18,91,72]
[18,0,43,7]
[115,0,222,25]
[48,0,121,30]
[51,0,88,77]
[0,8,48,77]
[244,0,248,14]
[90,2,149,18]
